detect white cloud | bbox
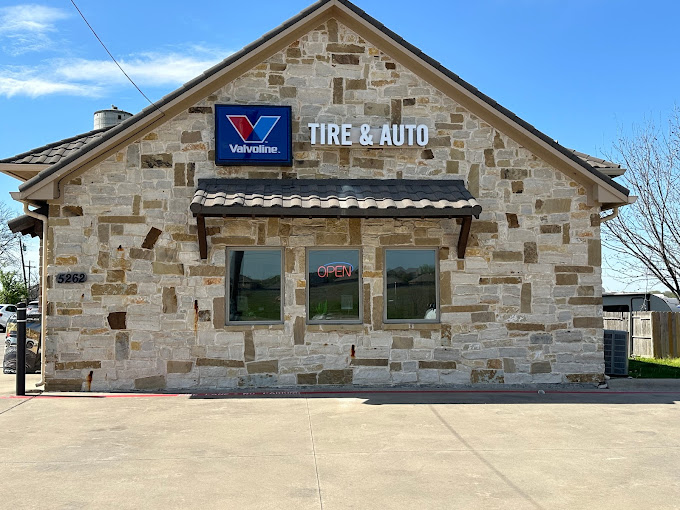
[0,76,101,98]
[54,52,226,87]
[0,4,69,55]
[0,48,231,98]
[0,6,231,98]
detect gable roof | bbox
[8,0,631,208]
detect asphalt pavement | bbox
[1,374,679,509]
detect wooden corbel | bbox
[457,216,472,259]
[197,215,208,260]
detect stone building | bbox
[1,0,633,391]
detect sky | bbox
[0,0,678,291]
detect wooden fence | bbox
[603,311,680,358]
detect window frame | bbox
[383,247,440,324]
[306,247,363,325]
[225,246,284,325]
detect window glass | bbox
[308,249,361,322]
[227,249,282,323]
[385,249,438,321]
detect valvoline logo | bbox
[215,105,292,166]
[227,115,280,144]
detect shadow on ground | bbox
[186,387,680,405]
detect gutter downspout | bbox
[600,206,619,224]
[23,202,47,388]
[599,205,627,354]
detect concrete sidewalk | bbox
[607,377,680,391]
[1,375,680,509]
[0,372,42,396]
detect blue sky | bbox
[1,0,678,291]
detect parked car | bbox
[5,314,17,340]
[27,301,39,313]
[3,313,41,374]
[0,304,18,331]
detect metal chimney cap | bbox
[94,106,133,129]
[94,106,132,116]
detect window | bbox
[384,249,438,322]
[226,248,283,323]
[307,248,361,323]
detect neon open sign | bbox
[317,262,354,278]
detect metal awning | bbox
[190,178,482,260]
[191,179,481,217]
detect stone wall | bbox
[43,20,604,391]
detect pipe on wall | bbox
[22,202,47,388]
[600,206,619,224]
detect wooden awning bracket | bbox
[457,216,472,259]
[197,214,208,260]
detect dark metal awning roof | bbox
[190,179,480,261]
[190,179,482,218]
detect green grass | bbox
[628,357,680,378]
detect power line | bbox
[69,0,161,112]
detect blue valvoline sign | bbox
[215,105,292,166]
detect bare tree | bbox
[0,202,20,269]
[602,107,680,298]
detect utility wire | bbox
[69,0,162,113]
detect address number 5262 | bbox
[56,272,88,284]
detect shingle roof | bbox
[191,179,482,218]
[0,127,113,165]
[10,0,628,200]
[566,149,625,176]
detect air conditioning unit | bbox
[604,329,629,376]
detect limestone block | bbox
[531,373,563,384]
[318,369,353,385]
[134,375,166,390]
[352,367,390,384]
[417,369,439,384]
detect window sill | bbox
[222,323,285,331]
[306,324,366,332]
[381,323,441,330]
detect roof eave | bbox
[192,206,481,218]
[601,168,626,178]
[0,163,51,182]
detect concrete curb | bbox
[4,379,680,399]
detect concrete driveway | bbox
[1,375,680,509]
